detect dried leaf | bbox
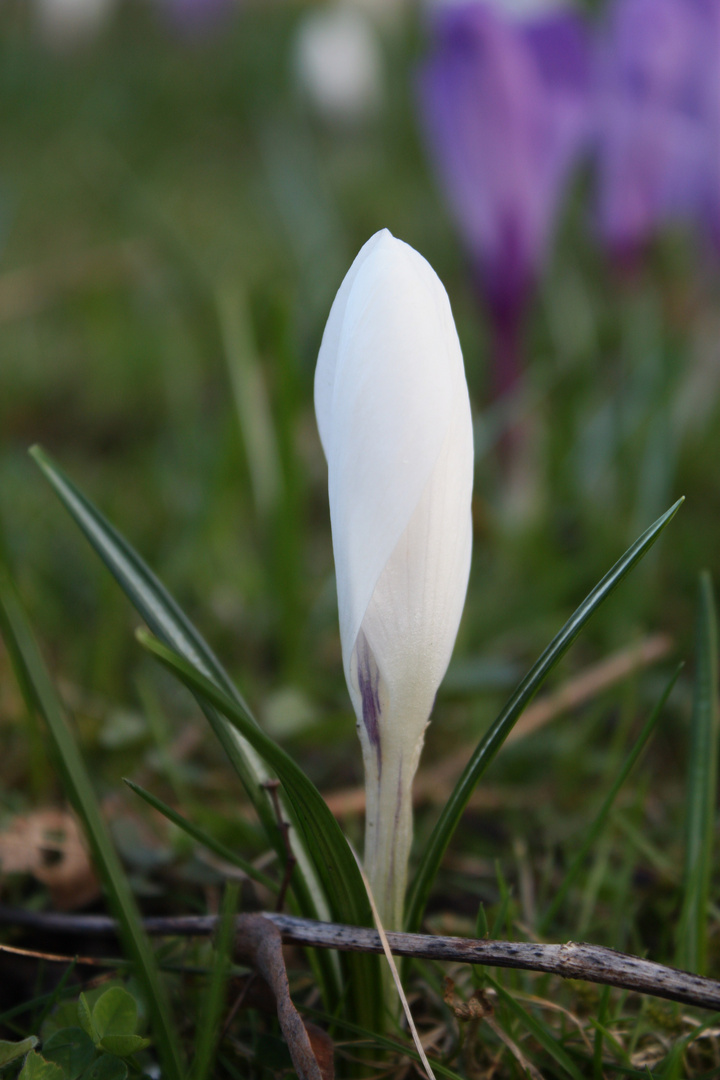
[443,977,493,1022]
[0,809,100,909]
[303,1022,335,1080]
[235,914,327,1080]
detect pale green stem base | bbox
[361,728,426,932]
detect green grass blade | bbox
[541,662,682,932]
[659,1042,685,1080]
[190,882,239,1080]
[29,444,270,816]
[593,985,611,1080]
[137,629,383,1030]
[123,779,276,891]
[29,445,331,938]
[303,1008,466,1080]
[137,628,370,922]
[677,571,719,975]
[406,498,683,933]
[0,567,183,1080]
[484,974,585,1080]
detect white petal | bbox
[315,229,474,929]
[350,411,474,743]
[315,229,386,454]
[315,229,471,682]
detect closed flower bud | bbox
[315,229,474,928]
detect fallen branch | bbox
[1,905,718,1013]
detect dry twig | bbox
[1,906,718,1012]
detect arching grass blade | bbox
[137,628,383,1030]
[29,444,272,825]
[406,498,684,933]
[0,567,183,1080]
[29,445,331,946]
[123,779,276,891]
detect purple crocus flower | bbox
[688,0,720,253]
[156,0,236,36]
[418,1,590,398]
[594,0,714,262]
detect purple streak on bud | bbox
[356,630,382,773]
[418,2,589,395]
[595,0,713,260]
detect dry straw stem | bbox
[2,907,719,1012]
[325,633,673,816]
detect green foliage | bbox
[0,1039,38,1070]
[13,986,151,1080]
[485,974,585,1080]
[1,8,719,1074]
[123,778,275,890]
[76,1059,127,1080]
[137,628,383,1030]
[0,569,182,1080]
[189,883,238,1080]
[18,1052,64,1080]
[541,662,682,932]
[78,988,150,1058]
[405,498,684,934]
[41,1029,95,1079]
[677,572,720,975]
[28,445,340,1006]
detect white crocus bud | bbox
[315,229,474,929]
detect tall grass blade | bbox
[0,567,183,1080]
[541,662,681,932]
[29,446,331,942]
[677,571,719,975]
[303,1009,466,1080]
[593,985,611,1080]
[123,779,276,890]
[406,498,683,933]
[190,882,239,1080]
[28,445,268,821]
[137,629,383,1030]
[218,286,282,524]
[659,1042,685,1080]
[484,974,584,1080]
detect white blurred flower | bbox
[35,0,115,48]
[315,229,474,928]
[294,3,384,125]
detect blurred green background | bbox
[1,0,719,963]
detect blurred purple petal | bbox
[691,0,720,249]
[158,0,236,36]
[418,2,590,328]
[595,0,714,257]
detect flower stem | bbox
[362,741,418,932]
